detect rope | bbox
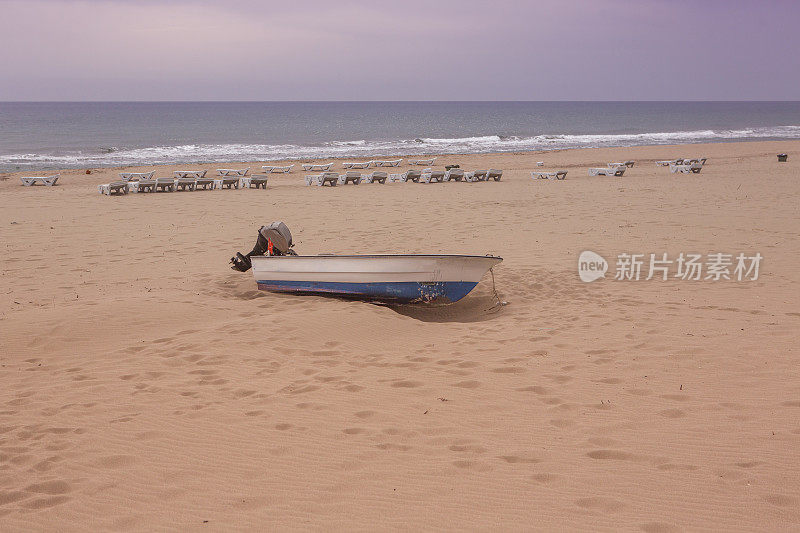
[484,266,508,312]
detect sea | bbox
[2,101,799,172]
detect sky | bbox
[0,0,798,101]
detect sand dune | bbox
[1,141,799,530]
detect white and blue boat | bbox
[250,254,502,304]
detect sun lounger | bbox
[609,161,635,168]
[302,162,334,171]
[419,168,445,183]
[342,161,371,169]
[486,169,503,181]
[174,170,207,179]
[338,171,362,185]
[214,176,240,189]
[656,159,682,166]
[532,170,567,180]
[136,176,156,192]
[681,158,707,166]
[443,168,465,182]
[98,181,129,195]
[217,168,249,176]
[408,157,436,166]
[262,165,294,173]
[465,170,488,182]
[155,177,176,192]
[589,164,626,177]
[306,172,339,186]
[241,175,268,189]
[536,161,544,167]
[669,162,703,174]
[371,159,402,167]
[119,171,154,182]
[389,170,421,183]
[194,175,214,190]
[362,171,388,184]
[176,177,196,191]
[20,175,59,186]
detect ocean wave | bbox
[2,125,799,171]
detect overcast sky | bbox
[1,0,798,101]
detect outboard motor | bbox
[230,221,296,272]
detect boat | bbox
[250,254,502,304]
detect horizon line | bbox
[2,99,800,104]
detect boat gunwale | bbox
[250,254,503,261]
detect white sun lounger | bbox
[408,157,436,166]
[155,177,177,192]
[532,170,567,180]
[681,158,707,166]
[419,168,445,183]
[589,164,626,177]
[217,168,250,176]
[669,162,703,174]
[20,175,59,186]
[98,181,129,195]
[194,174,214,190]
[302,162,334,171]
[656,159,682,167]
[465,169,488,182]
[176,176,196,191]
[342,161,372,169]
[262,165,294,173]
[362,171,388,184]
[174,170,207,179]
[119,171,154,182]
[135,175,156,192]
[241,175,268,189]
[443,168,464,182]
[389,170,422,183]
[609,161,635,168]
[371,159,402,167]
[338,171,362,185]
[306,172,339,186]
[486,169,503,181]
[214,176,240,189]
[536,161,544,167]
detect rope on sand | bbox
[485,267,508,312]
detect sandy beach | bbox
[1,140,799,530]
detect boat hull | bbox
[251,255,502,304]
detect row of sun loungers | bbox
[655,158,706,174]
[20,174,60,186]
[302,159,410,171]
[655,158,706,167]
[589,163,628,177]
[305,168,502,186]
[532,171,568,180]
[98,174,268,195]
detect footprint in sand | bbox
[498,455,540,464]
[24,480,71,495]
[763,494,797,507]
[575,496,626,513]
[452,460,491,472]
[658,409,686,418]
[391,380,422,388]
[639,522,680,533]
[586,450,636,461]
